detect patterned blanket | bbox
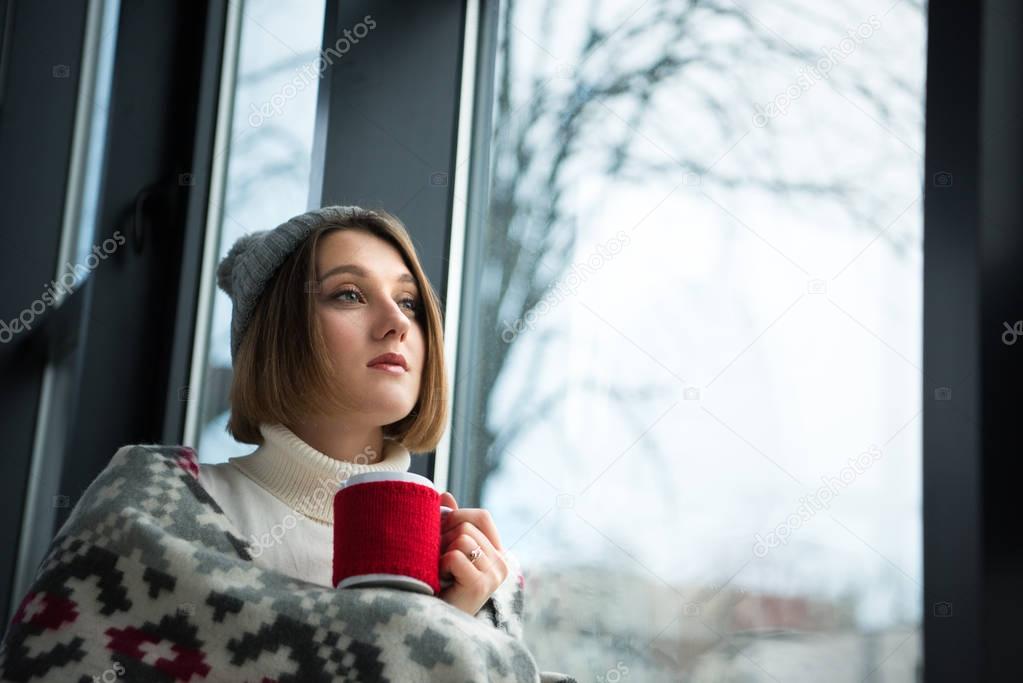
[0,444,576,682]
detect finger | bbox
[440,520,497,560]
[445,533,493,574]
[439,547,485,590]
[439,491,458,510]
[441,508,503,551]
[441,523,508,584]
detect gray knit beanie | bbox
[216,204,371,364]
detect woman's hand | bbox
[437,491,509,616]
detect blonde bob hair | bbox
[224,208,447,454]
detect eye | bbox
[400,297,419,313]
[333,286,419,314]
[333,287,362,303]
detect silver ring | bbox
[468,546,484,564]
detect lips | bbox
[367,352,408,370]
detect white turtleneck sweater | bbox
[197,422,413,588]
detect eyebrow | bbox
[318,263,417,286]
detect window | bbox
[463,1,926,678]
[194,0,326,463]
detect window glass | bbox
[197,0,326,463]
[468,1,926,679]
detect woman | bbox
[203,204,507,615]
[0,206,576,683]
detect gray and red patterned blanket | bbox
[0,444,575,682]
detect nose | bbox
[376,298,412,340]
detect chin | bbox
[362,396,417,423]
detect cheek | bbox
[319,312,362,355]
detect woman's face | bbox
[314,229,425,426]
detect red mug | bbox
[332,471,455,594]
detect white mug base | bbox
[337,573,435,594]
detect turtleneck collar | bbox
[228,422,412,525]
